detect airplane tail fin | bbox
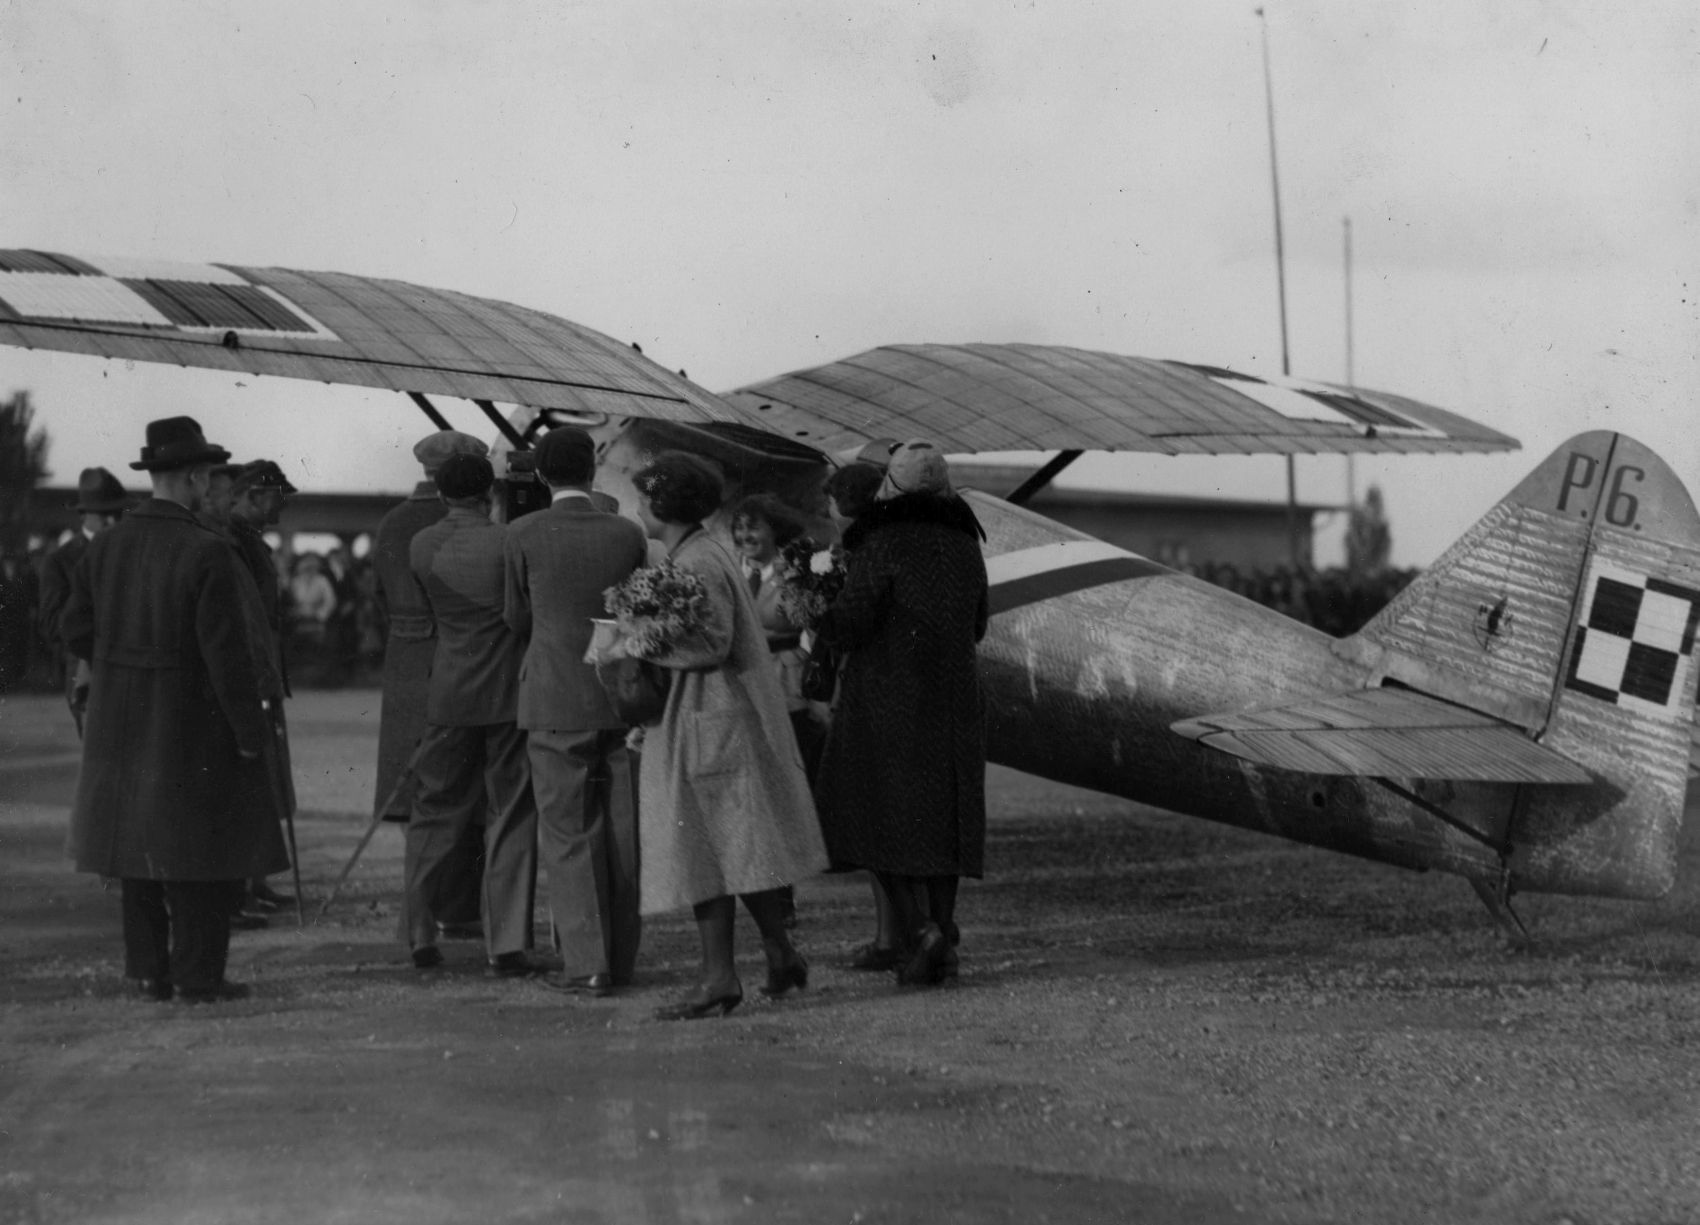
[1351,432,1700,898]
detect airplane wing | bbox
[726,343,1520,456]
[1171,687,1592,784]
[0,249,758,426]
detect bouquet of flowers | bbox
[775,536,847,630]
[602,561,710,657]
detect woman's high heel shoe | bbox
[759,951,809,998]
[896,923,949,987]
[655,984,743,1021]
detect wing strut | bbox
[474,399,528,450]
[408,392,452,430]
[1006,450,1083,506]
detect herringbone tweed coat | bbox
[813,494,989,877]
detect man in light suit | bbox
[403,454,539,975]
[504,427,648,996]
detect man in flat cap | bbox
[504,426,648,996]
[370,430,488,936]
[37,467,131,730]
[403,453,539,974]
[61,416,290,1004]
[226,459,302,918]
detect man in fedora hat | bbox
[61,416,291,1004]
[370,430,489,937]
[37,467,132,731]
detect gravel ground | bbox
[1,689,1696,1224]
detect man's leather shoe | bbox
[654,984,741,1020]
[126,976,173,1002]
[250,882,294,907]
[412,946,444,971]
[537,971,613,997]
[486,952,538,979]
[177,981,252,1005]
[437,920,484,941]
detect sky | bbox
[2,0,1695,566]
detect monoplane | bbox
[4,251,1693,935]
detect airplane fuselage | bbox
[971,491,1517,890]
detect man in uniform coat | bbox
[371,430,487,933]
[62,416,290,1004]
[37,467,131,728]
[403,454,539,974]
[504,427,648,995]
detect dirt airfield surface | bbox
[2,690,1697,1225]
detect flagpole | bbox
[1257,7,1300,567]
[1343,214,1356,506]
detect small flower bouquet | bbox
[588,561,710,726]
[775,536,846,630]
[601,561,710,657]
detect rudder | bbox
[1351,432,1700,897]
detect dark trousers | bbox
[529,727,641,983]
[121,879,238,994]
[404,721,538,957]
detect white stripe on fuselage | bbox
[985,540,1145,585]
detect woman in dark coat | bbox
[813,440,988,986]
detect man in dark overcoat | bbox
[227,459,301,914]
[371,430,487,933]
[503,427,648,995]
[37,467,131,727]
[403,454,539,974]
[62,416,290,1004]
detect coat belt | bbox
[387,614,434,640]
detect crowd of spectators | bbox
[0,539,393,695]
[1182,560,1418,638]
[0,540,1415,696]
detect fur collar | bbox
[842,492,987,550]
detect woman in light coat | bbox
[628,452,828,1020]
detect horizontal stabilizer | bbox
[1172,687,1593,784]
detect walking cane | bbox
[283,804,305,929]
[313,740,421,924]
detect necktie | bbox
[748,568,763,597]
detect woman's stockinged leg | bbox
[694,895,739,992]
[742,887,808,998]
[655,895,742,1020]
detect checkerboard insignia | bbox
[1565,561,1700,717]
[0,250,336,340]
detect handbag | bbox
[799,638,838,704]
[585,618,670,725]
[594,655,671,726]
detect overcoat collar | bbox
[133,497,202,525]
[841,492,986,551]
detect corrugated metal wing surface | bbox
[728,343,1521,456]
[0,251,758,426]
